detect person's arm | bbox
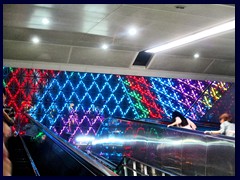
[3,122,12,176]
[3,110,14,126]
[204,124,225,135]
[167,117,181,127]
[3,142,11,176]
[187,119,197,130]
[204,130,222,135]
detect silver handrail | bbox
[111,117,235,141]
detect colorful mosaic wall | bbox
[3,67,234,142]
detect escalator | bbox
[7,115,118,176]
[12,115,234,176]
[86,117,235,176]
[7,135,39,176]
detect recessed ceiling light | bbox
[128,28,137,36]
[145,20,235,53]
[102,44,109,50]
[32,37,40,44]
[42,18,49,25]
[194,53,200,59]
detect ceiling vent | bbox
[132,51,154,67]
[175,5,186,9]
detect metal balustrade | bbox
[117,156,177,176]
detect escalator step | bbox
[10,149,29,160]
[12,167,36,176]
[10,158,29,163]
[13,160,31,164]
[12,161,36,176]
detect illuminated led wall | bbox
[3,67,234,142]
[200,83,235,123]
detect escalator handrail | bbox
[19,135,40,176]
[103,117,235,142]
[26,114,118,176]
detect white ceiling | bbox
[3,4,235,82]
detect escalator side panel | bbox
[146,129,183,175]
[181,133,206,176]
[23,114,118,176]
[206,137,235,176]
[22,136,96,176]
[88,117,235,176]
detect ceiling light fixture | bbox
[194,53,200,59]
[32,37,40,44]
[145,20,235,53]
[128,27,137,36]
[102,44,109,50]
[42,18,49,25]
